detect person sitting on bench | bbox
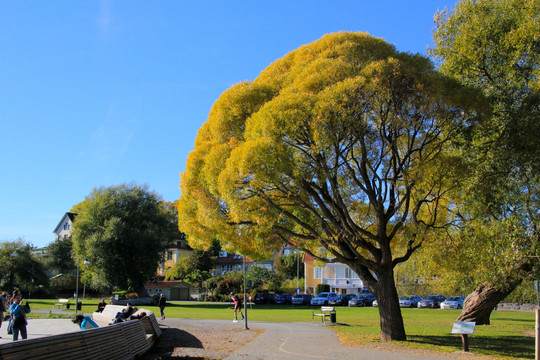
[111,303,136,324]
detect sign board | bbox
[451,321,476,334]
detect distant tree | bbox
[246,266,282,292]
[0,240,49,294]
[72,184,173,297]
[45,236,75,275]
[165,239,220,286]
[431,0,539,324]
[274,253,304,280]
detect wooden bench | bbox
[52,298,70,309]
[312,306,336,324]
[0,320,151,360]
[92,305,129,326]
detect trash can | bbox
[200,295,205,302]
[76,302,82,311]
[66,303,70,309]
[330,312,336,324]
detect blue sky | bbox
[0,1,458,248]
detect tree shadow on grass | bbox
[407,335,534,359]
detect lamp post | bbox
[75,259,90,314]
[82,260,91,299]
[243,255,248,330]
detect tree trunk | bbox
[375,270,407,341]
[457,258,535,325]
[137,284,150,298]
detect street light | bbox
[75,259,90,314]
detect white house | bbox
[53,212,77,240]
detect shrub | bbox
[316,284,330,295]
[124,293,138,299]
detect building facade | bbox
[304,254,366,294]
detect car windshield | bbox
[400,296,412,300]
[424,295,436,300]
[318,294,328,298]
[447,297,460,301]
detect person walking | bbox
[158,293,167,320]
[230,292,244,322]
[9,293,30,341]
[0,291,7,338]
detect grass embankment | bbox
[26,300,534,359]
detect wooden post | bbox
[534,309,540,360]
[461,334,470,352]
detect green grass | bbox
[25,300,535,359]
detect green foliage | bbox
[273,253,304,279]
[165,239,220,286]
[246,266,282,292]
[316,284,330,295]
[44,236,75,275]
[426,0,539,293]
[0,240,49,293]
[214,272,243,296]
[72,183,173,295]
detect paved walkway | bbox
[0,318,470,359]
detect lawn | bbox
[26,299,535,359]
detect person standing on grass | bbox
[230,292,244,322]
[9,293,30,341]
[158,293,167,320]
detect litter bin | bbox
[66,303,70,309]
[330,312,336,324]
[76,302,82,311]
[200,295,205,302]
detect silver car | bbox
[399,295,422,308]
[440,296,466,309]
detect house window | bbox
[314,267,323,279]
[167,251,173,260]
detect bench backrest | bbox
[57,299,69,303]
[92,304,129,325]
[0,320,150,360]
[321,306,335,312]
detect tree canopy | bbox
[430,0,539,323]
[0,240,48,294]
[72,184,173,296]
[178,32,482,340]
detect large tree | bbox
[431,0,539,324]
[72,184,173,297]
[178,32,481,341]
[0,240,49,294]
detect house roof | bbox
[215,253,254,264]
[145,281,190,288]
[52,212,77,234]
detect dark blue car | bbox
[274,294,293,305]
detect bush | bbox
[316,284,330,295]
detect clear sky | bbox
[0,1,458,248]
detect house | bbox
[53,212,77,240]
[303,254,366,295]
[145,281,200,301]
[157,238,193,276]
[213,251,255,275]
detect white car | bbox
[440,296,466,309]
[310,292,339,306]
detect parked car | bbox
[329,294,356,306]
[274,294,293,305]
[310,292,339,306]
[348,293,376,307]
[440,296,466,309]
[253,293,276,304]
[291,294,312,305]
[418,295,446,308]
[399,295,423,308]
